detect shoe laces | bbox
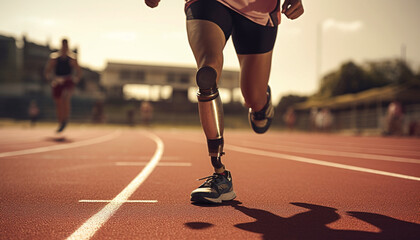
[197,173,222,187]
[253,103,270,120]
[252,94,271,120]
[253,109,266,120]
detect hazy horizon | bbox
[1,0,420,103]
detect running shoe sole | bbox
[191,191,237,203]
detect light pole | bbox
[316,21,323,88]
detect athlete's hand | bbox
[145,0,160,8]
[51,78,62,87]
[282,0,304,20]
[50,80,57,88]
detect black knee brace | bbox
[196,66,224,158]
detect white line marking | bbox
[166,133,420,181]
[0,130,121,158]
[115,162,191,167]
[241,141,420,164]
[226,144,420,181]
[79,200,157,203]
[38,155,179,161]
[66,131,164,240]
[270,138,420,155]
[124,156,179,161]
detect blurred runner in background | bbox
[45,38,82,133]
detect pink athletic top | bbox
[185,0,281,27]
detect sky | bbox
[1,0,420,104]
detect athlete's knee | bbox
[243,91,267,112]
[245,100,266,112]
[196,66,217,92]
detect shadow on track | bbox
[45,137,73,143]
[186,201,420,240]
[184,222,214,230]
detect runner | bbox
[145,0,304,203]
[44,38,82,133]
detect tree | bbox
[333,61,369,96]
[365,59,415,86]
[314,59,418,99]
[316,61,367,98]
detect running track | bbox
[0,126,419,239]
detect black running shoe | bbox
[249,86,274,134]
[56,121,67,133]
[191,170,236,203]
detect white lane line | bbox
[0,131,121,158]
[39,155,179,161]
[115,162,191,167]
[166,133,420,181]
[128,156,179,161]
[79,200,157,203]
[66,131,164,240]
[268,139,420,156]
[226,144,420,181]
[241,141,420,164]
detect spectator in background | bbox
[315,108,333,131]
[127,108,135,126]
[309,107,318,131]
[28,100,40,127]
[92,100,105,123]
[386,101,403,135]
[44,38,82,133]
[283,107,296,131]
[140,101,154,126]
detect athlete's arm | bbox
[145,0,160,8]
[282,0,304,20]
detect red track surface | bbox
[1,126,419,239]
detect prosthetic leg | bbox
[196,66,225,171]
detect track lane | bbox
[0,127,121,153]
[0,129,157,239]
[240,132,420,159]
[91,130,419,239]
[67,131,163,240]
[1,127,419,239]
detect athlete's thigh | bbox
[186,0,233,42]
[185,0,232,77]
[186,20,225,66]
[238,51,273,101]
[231,10,278,55]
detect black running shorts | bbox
[185,0,278,55]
